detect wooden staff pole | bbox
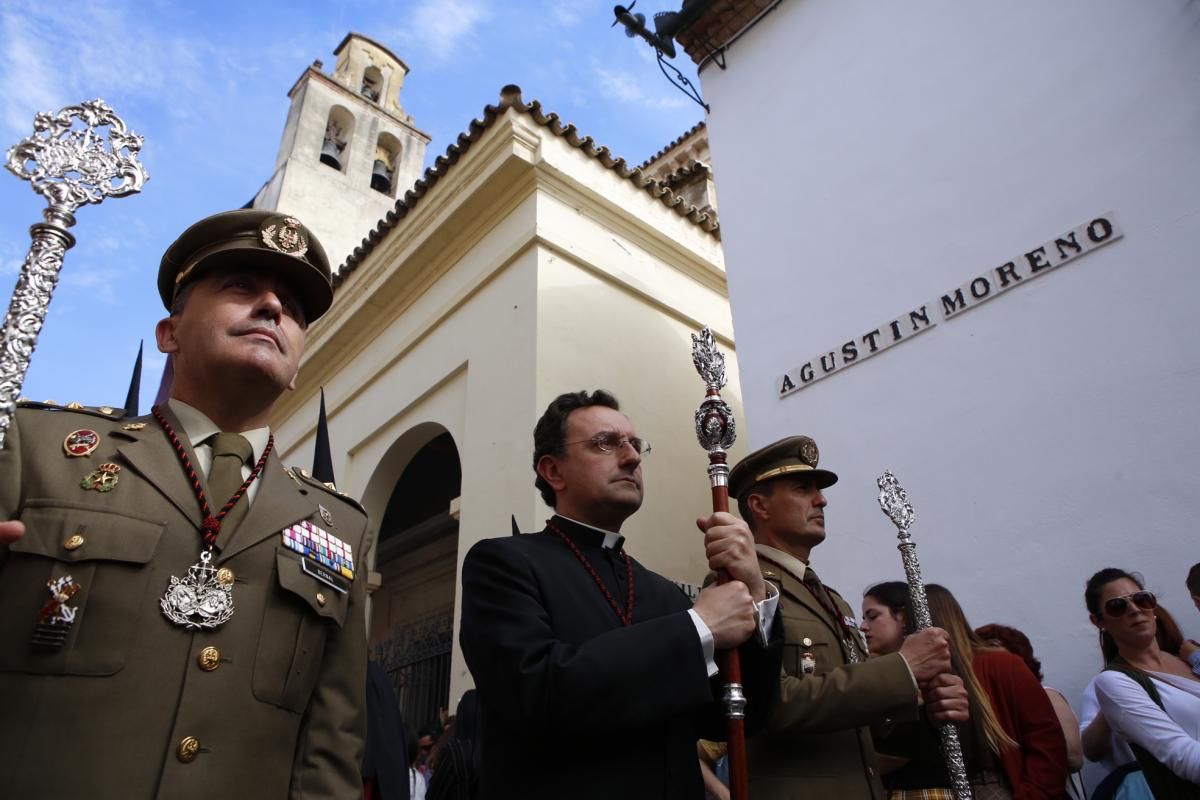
[691,327,748,800]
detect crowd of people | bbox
[0,209,1196,799]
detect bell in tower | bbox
[369,139,398,195]
[249,33,431,265]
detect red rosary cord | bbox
[546,519,635,626]
[152,405,274,547]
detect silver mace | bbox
[690,327,749,800]
[1,99,147,449]
[877,470,973,800]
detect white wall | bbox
[700,0,1200,768]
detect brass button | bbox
[64,534,85,551]
[177,736,200,763]
[215,568,235,586]
[197,646,221,671]
[315,592,327,607]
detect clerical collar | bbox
[551,515,625,551]
[168,399,270,463]
[755,543,810,581]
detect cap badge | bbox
[261,216,309,257]
[799,438,819,467]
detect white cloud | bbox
[0,11,62,136]
[0,241,26,276]
[60,265,126,304]
[548,4,582,28]
[393,0,494,64]
[593,64,688,110]
[0,3,224,138]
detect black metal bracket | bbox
[656,52,710,113]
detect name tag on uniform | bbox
[282,520,355,592]
[301,559,350,594]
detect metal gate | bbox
[371,611,453,730]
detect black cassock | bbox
[460,515,781,800]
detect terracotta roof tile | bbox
[640,120,707,171]
[334,85,719,288]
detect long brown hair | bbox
[915,585,1018,757]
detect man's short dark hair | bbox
[736,480,775,533]
[532,390,620,507]
[1188,562,1200,596]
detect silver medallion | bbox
[160,549,234,629]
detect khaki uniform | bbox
[0,402,370,798]
[748,545,918,800]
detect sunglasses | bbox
[1103,590,1157,617]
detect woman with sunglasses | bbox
[1084,567,1200,794]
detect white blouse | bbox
[1081,676,1135,773]
[1093,669,1200,783]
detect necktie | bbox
[803,567,861,662]
[208,433,254,535]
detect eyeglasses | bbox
[1103,590,1157,617]
[565,432,651,456]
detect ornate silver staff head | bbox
[0,99,147,449]
[7,98,147,217]
[877,469,915,539]
[691,327,736,488]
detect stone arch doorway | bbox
[365,424,461,733]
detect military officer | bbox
[730,436,968,800]
[0,210,370,798]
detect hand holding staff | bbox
[691,326,749,800]
[877,470,973,800]
[1,99,147,449]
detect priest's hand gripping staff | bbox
[691,326,749,800]
[0,100,147,449]
[877,471,973,800]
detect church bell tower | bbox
[251,33,431,267]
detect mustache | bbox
[234,323,282,349]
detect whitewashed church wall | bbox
[698,0,1200,750]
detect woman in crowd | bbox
[975,623,1084,774]
[1084,568,1200,794]
[1081,602,1187,787]
[863,582,1068,798]
[861,581,909,657]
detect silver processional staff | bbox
[877,470,973,800]
[1,99,148,449]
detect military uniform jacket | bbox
[747,545,919,800]
[459,516,782,800]
[0,404,370,799]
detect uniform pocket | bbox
[0,500,165,676]
[252,548,347,712]
[782,624,832,677]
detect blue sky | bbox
[0,0,703,411]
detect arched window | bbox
[320,106,355,173]
[361,66,383,102]
[371,133,401,195]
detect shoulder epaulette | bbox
[286,466,367,515]
[17,399,127,420]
